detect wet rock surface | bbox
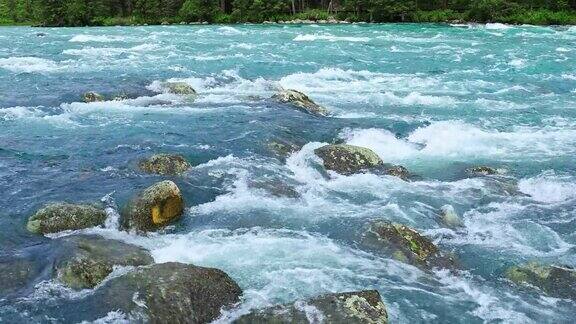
[362,221,456,270]
[122,180,184,232]
[54,235,153,290]
[315,144,384,175]
[27,203,107,234]
[273,89,329,117]
[97,262,242,323]
[139,153,191,176]
[235,290,388,324]
[505,262,576,300]
[82,92,105,103]
[165,82,197,95]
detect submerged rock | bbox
[315,144,383,175]
[165,82,197,95]
[273,89,329,117]
[99,262,242,323]
[138,153,191,176]
[248,179,301,199]
[380,164,410,180]
[54,235,153,290]
[235,290,388,323]
[505,262,576,300]
[362,221,456,270]
[267,140,301,159]
[82,92,105,103]
[0,258,37,295]
[27,203,107,234]
[467,166,498,176]
[439,205,464,229]
[122,180,184,232]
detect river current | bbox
[1,23,576,323]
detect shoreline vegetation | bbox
[1,1,576,27]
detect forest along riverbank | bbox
[2,0,576,26]
[0,24,576,323]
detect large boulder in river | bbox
[505,262,576,300]
[54,235,153,290]
[99,262,242,323]
[82,92,105,103]
[273,89,329,117]
[165,82,197,95]
[235,290,388,323]
[362,221,456,270]
[315,144,383,175]
[139,153,191,176]
[27,203,107,234]
[122,180,184,232]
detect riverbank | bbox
[2,9,576,27]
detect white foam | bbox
[341,121,576,163]
[518,171,576,203]
[485,23,512,30]
[0,57,63,73]
[294,34,370,42]
[69,35,127,43]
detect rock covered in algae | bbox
[315,144,383,175]
[122,180,184,232]
[27,203,107,234]
[505,262,576,300]
[164,81,197,95]
[138,153,191,176]
[362,221,456,270]
[273,89,329,117]
[467,166,498,176]
[235,290,388,324]
[98,262,242,323]
[439,204,464,229]
[82,92,105,103]
[54,235,153,290]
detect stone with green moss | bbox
[138,153,191,175]
[97,262,242,323]
[165,82,197,95]
[273,89,329,117]
[235,290,388,324]
[315,144,384,175]
[362,221,456,270]
[54,235,153,290]
[82,92,105,103]
[27,203,107,234]
[505,262,576,300]
[122,180,184,232]
[467,166,498,176]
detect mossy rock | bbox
[99,262,242,323]
[82,92,105,103]
[27,203,107,234]
[379,164,411,180]
[505,262,576,300]
[315,144,383,175]
[362,221,456,270]
[122,180,184,232]
[467,166,498,176]
[138,153,191,176]
[54,235,153,290]
[273,89,329,117]
[165,82,197,95]
[267,140,301,159]
[235,290,388,324]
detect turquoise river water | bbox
[0,23,576,323]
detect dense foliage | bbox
[1,0,576,26]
